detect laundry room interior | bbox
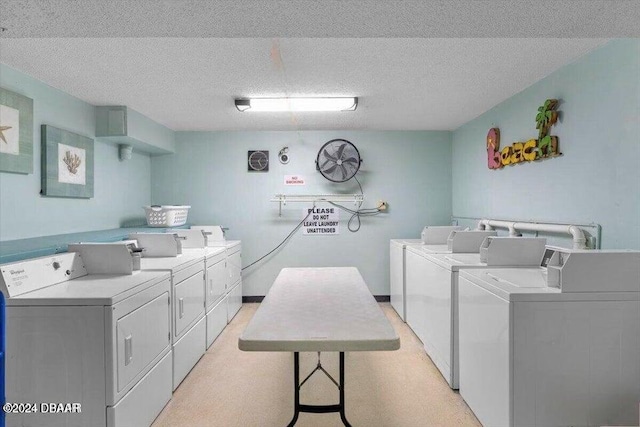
[0,2,639,427]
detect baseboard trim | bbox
[243,295,390,303]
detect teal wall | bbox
[4,38,639,293]
[0,64,152,240]
[152,131,452,295]
[452,39,640,249]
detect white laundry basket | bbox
[144,205,191,227]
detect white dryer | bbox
[390,238,422,321]
[129,232,208,391]
[390,227,493,322]
[171,230,242,323]
[0,246,173,427]
[405,237,546,389]
[197,246,227,349]
[170,229,242,324]
[224,240,243,323]
[458,248,640,427]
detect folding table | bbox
[239,267,400,426]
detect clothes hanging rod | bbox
[271,194,364,216]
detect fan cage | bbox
[316,139,362,183]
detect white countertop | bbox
[239,267,400,352]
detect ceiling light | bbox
[235,97,357,112]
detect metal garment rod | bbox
[271,194,364,217]
[287,352,351,427]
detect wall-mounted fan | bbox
[315,139,362,182]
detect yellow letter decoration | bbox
[522,139,537,161]
[511,142,524,164]
[486,99,562,170]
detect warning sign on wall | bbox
[302,207,339,235]
[284,175,305,186]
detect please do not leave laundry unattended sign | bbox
[302,207,339,235]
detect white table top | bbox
[239,267,400,352]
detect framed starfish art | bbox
[41,125,94,198]
[0,87,34,174]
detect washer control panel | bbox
[0,253,87,297]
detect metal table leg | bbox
[287,351,352,427]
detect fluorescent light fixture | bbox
[235,97,358,112]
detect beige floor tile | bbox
[152,303,481,427]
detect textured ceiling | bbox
[0,1,638,37]
[0,38,608,130]
[0,2,620,130]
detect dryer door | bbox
[116,289,171,393]
[226,248,242,288]
[174,271,206,339]
[206,258,226,309]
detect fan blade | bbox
[340,165,348,180]
[342,157,358,164]
[323,164,338,175]
[319,158,332,170]
[336,143,347,160]
[323,149,337,161]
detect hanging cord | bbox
[328,175,382,232]
[243,176,382,270]
[242,203,316,271]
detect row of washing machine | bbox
[0,228,242,427]
[390,226,640,427]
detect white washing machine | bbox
[0,245,173,427]
[405,237,546,389]
[458,248,640,427]
[130,232,208,391]
[390,227,494,321]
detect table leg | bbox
[286,351,352,427]
[287,352,300,427]
[339,352,352,427]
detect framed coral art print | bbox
[0,87,34,174]
[41,125,94,198]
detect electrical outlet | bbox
[377,200,388,211]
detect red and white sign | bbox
[284,175,305,186]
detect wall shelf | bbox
[271,194,364,216]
